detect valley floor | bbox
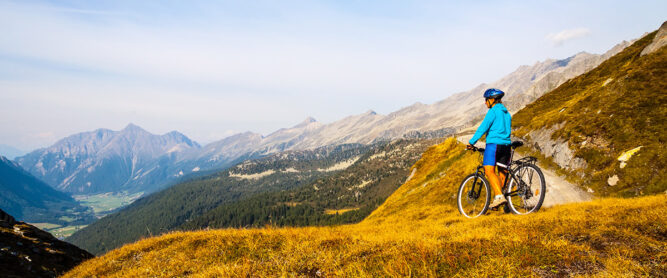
[74,191,145,219]
[31,223,87,239]
[31,192,144,239]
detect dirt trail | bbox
[456,135,592,207]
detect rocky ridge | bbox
[641,21,667,56]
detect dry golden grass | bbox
[324,208,359,215]
[63,138,667,277]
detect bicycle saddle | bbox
[511,141,524,149]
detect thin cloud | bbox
[546,28,591,46]
[35,131,55,139]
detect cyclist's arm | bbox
[469,110,495,145]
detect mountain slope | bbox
[512,24,667,196]
[0,156,94,225]
[16,124,200,194]
[67,143,372,255]
[62,138,667,277]
[175,131,263,173]
[0,209,93,277]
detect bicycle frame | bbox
[460,141,545,216]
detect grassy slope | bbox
[63,139,667,277]
[512,30,667,197]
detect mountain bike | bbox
[456,141,546,218]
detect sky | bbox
[1,0,665,151]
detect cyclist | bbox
[467,88,512,209]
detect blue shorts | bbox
[483,143,511,168]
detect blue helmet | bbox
[483,88,505,99]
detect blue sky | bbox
[1,0,665,150]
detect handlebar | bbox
[467,140,523,153]
[467,146,485,153]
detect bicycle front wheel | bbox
[506,164,546,215]
[457,173,491,218]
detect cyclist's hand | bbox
[466,144,475,150]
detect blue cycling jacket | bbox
[469,103,512,145]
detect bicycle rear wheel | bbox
[457,174,491,218]
[506,164,546,214]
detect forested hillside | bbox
[513,26,667,197]
[180,139,438,229]
[0,156,94,225]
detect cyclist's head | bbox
[483,88,504,108]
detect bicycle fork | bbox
[468,166,485,200]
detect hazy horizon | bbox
[1,0,665,151]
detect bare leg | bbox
[484,165,503,196]
[499,168,507,188]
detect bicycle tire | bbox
[506,164,546,215]
[457,173,491,218]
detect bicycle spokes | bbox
[507,164,545,215]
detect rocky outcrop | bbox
[641,21,667,56]
[0,209,93,277]
[526,123,587,171]
[0,208,16,226]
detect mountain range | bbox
[13,39,631,196]
[16,124,200,194]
